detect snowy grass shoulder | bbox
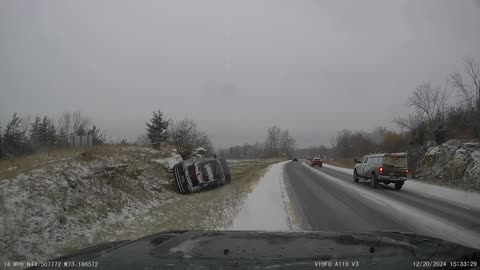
[140,158,284,234]
[0,147,281,262]
[231,161,293,231]
[0,145,174,262]
[0,145,171,180]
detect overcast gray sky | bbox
[1,0,479,148]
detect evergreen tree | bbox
[0,122,3,159]
[57,128,69,147]
[3,113,28,155]
[30,115,42,148]
[146,110,169,148]
[90,125,106,145]
[42,116,57,146]
[30,116,57,149]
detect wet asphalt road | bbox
[282,161,480,249]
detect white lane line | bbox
[279,170,297,231]
[454,204,471,210]
[358,193,384,206]
[418,193,472,210]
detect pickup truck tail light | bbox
[379,166,384,174]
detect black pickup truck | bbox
[353,153,409,190]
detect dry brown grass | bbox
[77,145,129,161]
[133,158,283,235]
[0,151,59,180]
[57,158,283,256]
[0,145,169,180]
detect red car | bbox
[311,158,323,167]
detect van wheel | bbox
[218,158,231,184]
[394,182,404,190]
[353,170,359,183]
[173,164,190,193]
[370,173,378,189]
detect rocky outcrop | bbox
[416,140,480,191]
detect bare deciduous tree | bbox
[394,112,424,131]
[136,134,150,145]
[57,112,72,145]
[265,125,281,156]
[57,111,93,145]
[395,80,449,145]
[263,126,296,157]
[279,129,296,157]
[169,117,212,159]
[408,81,448,127]
[451,57,480,111]
[57,112,72,134]
[197,133,214,155]
[71,111,91,136]
[218,141,266,159]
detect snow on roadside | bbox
[402,181,480,211]
[230,161,293,230]
[323,163,480,211]
[151,152,183,170]
[0,151,281,263]
[0,148,178,262]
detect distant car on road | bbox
[353,153,409,190]
[172,157,231,193]
[310,158,323,167]
[292,157,299,162]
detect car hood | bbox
[29,230,480,270]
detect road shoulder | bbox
[323,163,480,211]
[231,161,294,230]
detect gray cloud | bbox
[1,0,479,147]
